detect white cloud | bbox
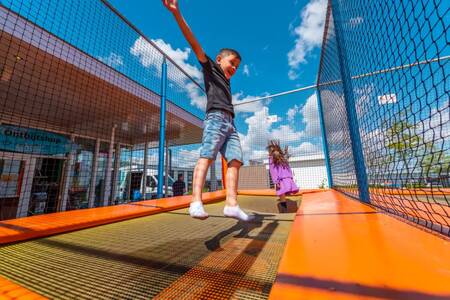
[98,53,124,68]
[234,92,324,164]
[130,37,206,110]
[290,142,322,156]
[287,105,300,122]
[317,89,349,144]
[287,0,327,79]
[271,125,304,143]
[301,93,321,137]
[131,37,203,81]
[240,107,273,157]
[130,37,163,75]
[156,39,203,81]
[232,92,268,113]
[354,83,375,117]
[419,101,450,143]
[237,103,323,163]
[186,82,207,111]
[175,148,201,168]
[349,17,364,28]
[288,70,299,81]
[242,64,250,76]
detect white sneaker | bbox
[189,201,209,220]
[223,205,252,221]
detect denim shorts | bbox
[199,109,243,164]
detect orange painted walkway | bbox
[269,190,450,299]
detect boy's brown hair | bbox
[218,48,241,61]
[267,140,289,166]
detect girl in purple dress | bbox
[267,140,299,203]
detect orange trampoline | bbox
[1,190,449,299]
[0,191,300,299]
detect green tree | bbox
[421,146,450,182]
[384,118,449,187]
[385,120,421,172]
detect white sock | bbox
[189,201,208,220]
[223,205,251,221]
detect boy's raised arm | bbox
[162,0,207,63]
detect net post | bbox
[316,90,333,188]
[157,58,167,199]
[330,1,370,203]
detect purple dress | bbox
[269,158,299,196]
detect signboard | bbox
[0,125,73,155]
[267,115,278,123]
[378,93,397,105]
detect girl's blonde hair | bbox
[267,140,289,166]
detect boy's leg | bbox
[225,159,241,206]
[189,158,212,220]
[220,124,252,221]
[222,159,252,221]
[191,158,212,203]
[191,110,227,219]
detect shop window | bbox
[0,159,24,220]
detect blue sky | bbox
[107,0,328,164]
[4,0,447,179]
[4,0,328,166]
[108,0,324,92]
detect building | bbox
[239,154,328,190]
[0,7,204,220]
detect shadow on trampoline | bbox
[128,203,163,209]
[204,214,277,251]
[277,198,299,213]
[0,222,35,233]
[182,217,280,299]
[35,237,191,273]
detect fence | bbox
[318,0,449,236]
[0,0,216,220]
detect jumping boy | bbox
[163,0,251,221]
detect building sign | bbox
[378,93,397,105]
[0,125,73,155]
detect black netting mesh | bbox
[3,0,448,239]
[319,0,449,236]
[234,90,327,193]
[317,8,358,198]
[0,0,332,221]
[0,0,218,220]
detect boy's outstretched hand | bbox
[163,0,179,14]
[161,0,207,62]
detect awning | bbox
[0,6,203,146]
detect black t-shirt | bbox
[200,55,235,117]
[172,180,185,196]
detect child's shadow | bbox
[277,199,299,213]
[204,214,270,251]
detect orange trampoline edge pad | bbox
[0,190,226,245]
[0,277,47,299]
[268,190,450,299]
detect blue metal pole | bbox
[331,1,370,203]
[157,58,167,198]
[316,90,333,188]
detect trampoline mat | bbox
[0,195,300,299]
